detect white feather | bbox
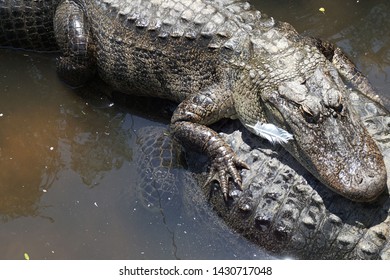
[247,122,293,144]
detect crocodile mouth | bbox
[262,75,387,202]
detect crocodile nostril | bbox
[366,170,376,178]
[356,174,364,184]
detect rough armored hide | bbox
[1,0,389,259]
[136,89,390,259]
[50,0,388,202]
[0,0,61,51]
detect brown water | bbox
[0,0,389,260]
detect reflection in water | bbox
[0,52,62,221]
[0,1,389,259]
[0,50,139,259]
[61,102,133,187]
[0,50,133,220]
[0,111,61,221]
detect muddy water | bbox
[0,0,389,259]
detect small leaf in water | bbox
[24,252,30,260]
[319,7,326,14]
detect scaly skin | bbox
[54,0,386,202]
[0,0,387,202]
[212,87,390,259]
[0,0,60,51]
[135,88,390,259]
[0,0,389,259]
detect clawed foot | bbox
[203,154,250,200]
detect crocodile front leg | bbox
[171,86,249,200]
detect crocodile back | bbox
[88,0,269,51]
[210,128,390,259]
[80,0,275,101]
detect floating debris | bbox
[24,252,30,260]
[319,7,326,14]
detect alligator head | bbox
[259,65,387,202]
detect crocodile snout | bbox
[359,170,387,201]
[296,117,388,202]
[336,161,387,202]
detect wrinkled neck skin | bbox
[260,63,387,202]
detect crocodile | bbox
[136,87,390,259]
[213,89,390,259]
[0,0,387,202]
[1,0,390,259]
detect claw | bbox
[203,154,249,201]
[236,159,250,170]
[203,165,217,187]
[223,192,228,201]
